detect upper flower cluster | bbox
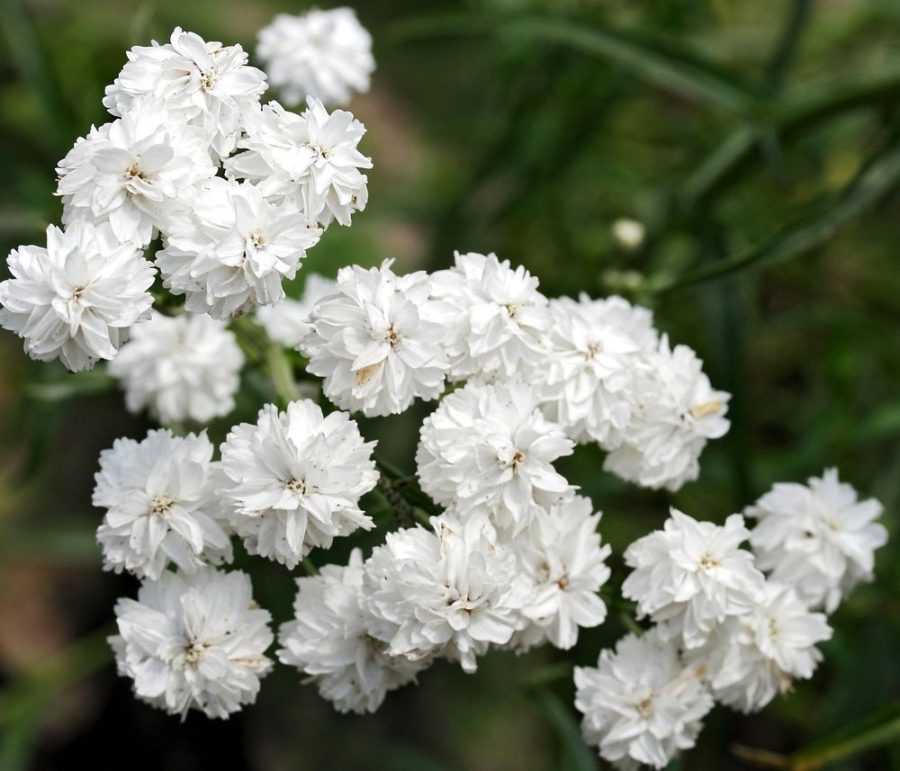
[0,21,373,372]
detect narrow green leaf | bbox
[532,688,596,771]
[0,0,76,150]
[23,370,116,401]
[789,701,900,771]
[680,70,900,211]
[655,139,900,292]
[389,14,757,113]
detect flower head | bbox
[511,495,611,651]
[278,549,425,714]
[226,98,371,227]
[574,630,713,770]
[257,8,374,107]
[416,381,574,531]
[156,177,321,318]
[429,252,550,381]
[747,468,887,612]
[103,27,267,160]
[57,101,216,247]
[301,261,449,416]
[0,222,154,372]
[690,582,831,713]
[110,567,273,719]
[364,512,526,673]
[218,400,378,567]
[94,430,232,579]
[108,311,244,424]
[604,338,730,491]
[622,509,765,648]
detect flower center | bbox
[698,552,720,569]
[183,640,209,666]
[510,451,525,471]
[125,161,147,181]
[149,496,175,516]
[636,696,655,717]
[585,340,603,360]
[200,70,217,91]
[556,575,569,590]
[286,478,307,495]
[385,326,399,347]
[72,286,85,301]
[503,302,520,319]
[250,232,266,249]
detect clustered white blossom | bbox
[2,16,888,764]
[257,8,374,107]
[2,17,372,376]
[110,567,273,719]
[576,490,884,768]
[109,311,244,424]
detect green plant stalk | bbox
[654,138,900,293]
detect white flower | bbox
[103,27,267,160]
[604,338,730,491]
[535,295,655,447]
[574,630,713,770]
[226,98,371,227]
[278,549,426,714]
[300,261,449,417]
[364,513,526,673]
[57,101,217,247]
[156,178,321,319]
[747,468,887,612]
[257,8,374,107]
[94,430,232,580]
[510,496,611,651]
[255,273,337,348]
[108,311,243,425]
[218,400,378,568]
[416,381,574,531]
[429,252,550,382]
[622,509,765,649]
[0,222,154,372]
[689,582,832,713]
[110,567,273,719]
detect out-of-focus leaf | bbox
[23,370,116,401]
[531,688,596,771]
[0,525,97,563]
[389,14,757,113]
[0,0,76,150]
[680,70,900,210]
[790,701,900,770]
[655,139,900,292]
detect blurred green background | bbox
[0,0,899,769]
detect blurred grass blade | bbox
[680,71,900,211]
[390,14,757,113]
[24,370,116,401]
[0,0,75,150]
[764,0,812,93]
[790,701,900,771]
[531,688,596,771]
[656,139,900,292]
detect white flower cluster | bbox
[279,501,611,712]
[296,251,730,494]
[576,480,886,769]
[1,22,372,374]
[5,18,887,765]
[97,398,379,717]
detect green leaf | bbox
[531,688,596,771]
[389,14,757,113]
[0,0,77,150]
[679,70,900,211]
[23,370,116,401]
[790,701,900,771]
[654,139,900,292]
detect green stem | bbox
[265,345,299,406]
